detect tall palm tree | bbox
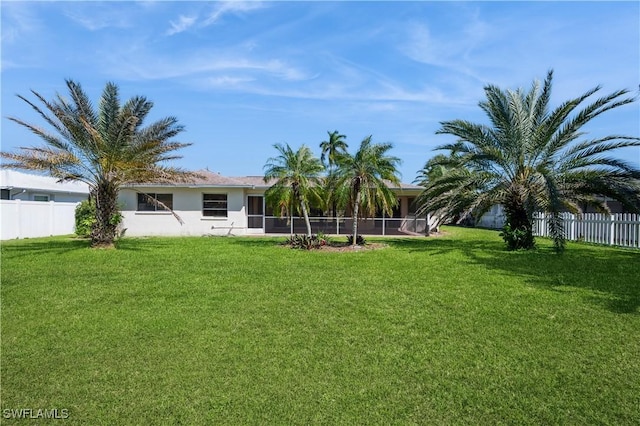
[320,130,348,218]
[320,130,348,170]
[263,143,324,237]
[334,136,402,246]
[1,80,198,248]
[416,70,640,251]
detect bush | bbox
[75,199,125,238]
[316,231,330,246]
[499,224,535,250]
[284,234,329,250]
[346,234,366,245]
[75,199,96,237]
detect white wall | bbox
[119,187,249,236]
[9,190,87,203]
[0,200,79,240]
[1,170,89,202]
[477,205,506,229]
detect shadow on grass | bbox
[223,236,285,249]
[2,236,187,256]
[114,238,179,252]
[0,237,91,258]
[386,234,640,314]
[485,245,640,314]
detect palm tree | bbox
[416,70,640,251]
[334,136,402,246]
[414,153,465,231]
[1,80,198,248]
[263,143,324,237]
[320,130,348,170]
[320,130,348,219]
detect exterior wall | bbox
[477,205,506,229]
[9,190,87,203]
[1,170,89,202]
[119,187,425,237]
[119,187,249,236]
[1,200,79,240]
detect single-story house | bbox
[0,170,90,240]
[119,170,430,236]
[0,170,89,202]
[476,199,631,230]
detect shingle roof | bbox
[189,170,260,186]
[129,170,423,191]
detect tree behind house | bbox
[320,130,348,218]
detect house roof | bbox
[0,170,90,194]
[128,170,423,192]
[190,170,263,187]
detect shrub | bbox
[75,199,125,238]
[284,234,328,250]
[316,231,330,246]
[75,199,96,237]
[346,234,366,245]
[499,224,535,250]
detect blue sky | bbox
[2,1,639,182]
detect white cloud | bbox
[203,1,265,26]
[63,5,134,31]
[0,2,41,44]
[166,15,197,36]
[104,47,311,85]
[204,75,256,88]
[165,1,266,36]
[402,22,486,84]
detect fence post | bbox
[610,215,615,246]
[49,200,55,236]
[16,199,22,239]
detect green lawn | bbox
[1,227,639,424]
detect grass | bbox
[1,227,639,424]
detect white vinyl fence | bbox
[533,212,640,249]
[0,200,79,240]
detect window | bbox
[407,197,417,215]
[1,189,10,200]
[392,199,401,218]
[33,194,50,202]
[203,194,227,217]
[137,193,173,211]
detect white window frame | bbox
[137,193,173,212]
[203,193,228,217]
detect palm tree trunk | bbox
[503,194,535,250]
[300,199,313,237]
[91,181,119,248]
[351,189,361,246]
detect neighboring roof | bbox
[0,170,89,194]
